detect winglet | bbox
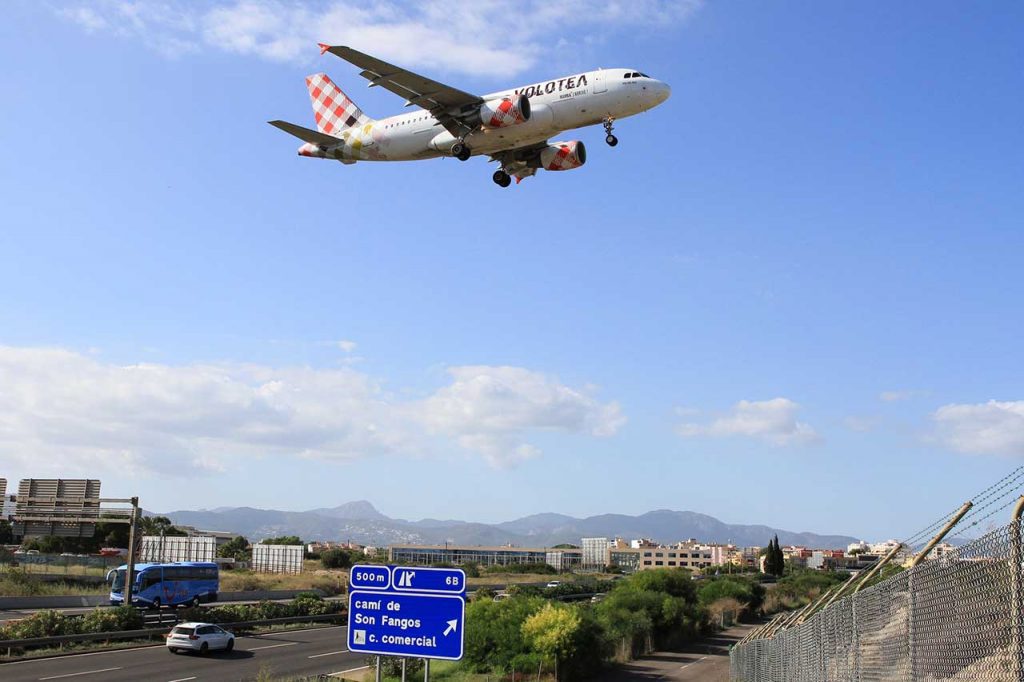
[318,42,331,55]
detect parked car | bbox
[546,580,561,588]
[166,622,235,655]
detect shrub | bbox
[0,610,80,640]
[80,606,142,633]
[320,549,351,569]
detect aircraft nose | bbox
[656,81,671,103]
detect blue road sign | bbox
[349,565,391,590]
[392,566,466,594]
[347,590,465,660]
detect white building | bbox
[582,537,610,569]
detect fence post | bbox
[851,593,860,679]
[1011,496,1024,682]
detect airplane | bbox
[269,44,671,187]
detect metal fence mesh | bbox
[731,521,1023,681]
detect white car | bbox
[546,580,561,588]
[166,622,235,655]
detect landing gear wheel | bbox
[602,116,617,146]
[451,141,471,161]
[493,170,512,187]
[191,596,201,608]
[151,597,161,609]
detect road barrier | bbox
[730,504,1024,681]
[0,613,346,658]
[0,588,326,611]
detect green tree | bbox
[261,536,303,545]
[521,602,582,681]
[218,536,251,561]
[463,594,546,673]
[139,516,188,537]
[0,520,13,544]
[320,549,351,569]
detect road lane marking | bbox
[330,666,369,676]
[245,642,299,651]
[167,677,197,682]
[6,646,165,665]
[308,649,348,658]
[679,655,708,670]
[39,667,123,680]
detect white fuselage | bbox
[331,68,670,162]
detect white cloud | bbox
[933,400,1024,456]
[335,340,357,353]
[677,398,820,446]
[0,346,622,477]
[419,365,626,467]
[55,0,702,76]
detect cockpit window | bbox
[639,73,650,78]
[631,72,642,78]
[623,72,632,79]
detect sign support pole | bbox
[401,658,406,682]
[375,655,381,682]
[124,497,139,606]
[424,658,430,682]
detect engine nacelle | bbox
[479,94,531,128]
[529,140,587,171]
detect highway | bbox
[1,626,368,682]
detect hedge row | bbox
[0,606,143,641]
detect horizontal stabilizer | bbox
[268,120,342,147]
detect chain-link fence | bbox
[730,520,1023,681]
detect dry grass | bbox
[219,566,346,595]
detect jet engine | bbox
[478,94,531,128]
[528,141,587,171]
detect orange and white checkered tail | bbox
[305,73,372,137]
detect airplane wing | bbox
[319,44,483,137]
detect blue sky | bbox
[1,1,1022,542]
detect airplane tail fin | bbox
[306,73,371,136]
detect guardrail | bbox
[0,613,347,658]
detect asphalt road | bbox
[0,599,346,625]
[596,622,757,681]
[1,625,369,682]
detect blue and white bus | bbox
[108,561,219,608]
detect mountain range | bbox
[162,501,860,549]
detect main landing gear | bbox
[603,116,618,147]
[492,169,512,188]
[451,139,471,161]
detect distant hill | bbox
[163,501,858,549]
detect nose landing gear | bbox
[603,117,618,147]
